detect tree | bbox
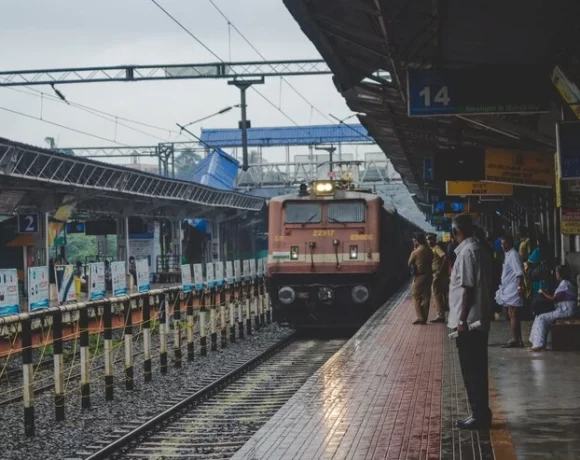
[175,148,203,181]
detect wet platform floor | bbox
[232,284,580,459]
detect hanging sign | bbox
[225,261,234,285]
[556,121,580,180]
[193,264,204,291]
[111,261,127,296]
[446,181,513,196]
[88,262,106,300]
[181,264,192,294]
[136,259,150,293]
[561,209,580,235]
[206,262,215,288]
[484,149,554,188]
[407,67,550,117]
[55,265,76,303]
[0,269,19,317]
[28,266,49,311]
[215,261,224,287]
[18,214,39,234]
[552,66,580,120]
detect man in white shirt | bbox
[448,214,493,430]
[495,235,525,348]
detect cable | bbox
[206,0,335,124]
[0,105,130,146]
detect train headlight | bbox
[349,245,358,259]
[313,181,334,195]
[290,246,299,260]
[278,286,296,305]
[351,285,370,303]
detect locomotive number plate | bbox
[312,230,335,237]
[350,234,374,241]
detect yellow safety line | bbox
[489,381,518,460]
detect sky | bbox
[0,0,432,230]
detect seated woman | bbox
[529,265,577,351]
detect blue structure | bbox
[193,147,239,190]
[199,124,371,148]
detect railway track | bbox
[77,335,347,460]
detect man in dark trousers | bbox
[448,214,493,430]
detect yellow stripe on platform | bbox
[489,385,518,460]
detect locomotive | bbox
[267,178,423,328]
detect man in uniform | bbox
[427,233,448,323]
[408,233,433,324]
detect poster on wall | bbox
[206,262,215,288]
[215,261,224,287]
[28,266,49,311]
[193,264,204,291]
[136,259,150,292]
[55,265,76,303]
[111,261,127,296]
[0,269,19,317]
[181,264,192,293]
[243,259,250,280]
[234,260,242,282]
[225,261,234,285]
[89,262,106,301]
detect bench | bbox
[552,318,580,351]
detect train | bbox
[266,178,424,328]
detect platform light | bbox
[312,181,334,195]
[349,245,358,259]
[290,246,299,260]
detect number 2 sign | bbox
[18,214,39,234]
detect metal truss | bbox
[0,59,331,87]
[0,140,264,213]
[236,160,402,188]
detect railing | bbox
[0,271,271,436]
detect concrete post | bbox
[79,308,90,408]
[103,300,114,400]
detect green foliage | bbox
[64,234,117,263]
[175,148,203,181]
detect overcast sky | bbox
[0,0,432,230]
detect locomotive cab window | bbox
[327,201,365,223]
[285,202,322,224]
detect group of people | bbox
[408,214,578,430]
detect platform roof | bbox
[200,124,372,148]
[283,0,579,200]
[0,137,264,220]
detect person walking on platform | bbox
[496,235,526,348]
[408,233,433,325]
[448,214,493,430]
[427,233,448,323]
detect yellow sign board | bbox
[446,181,513,196]
[484,149,554,188]
[561,209,580,235]
[552,66,580,120]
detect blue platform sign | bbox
[557,121,580,180]
[18,213,39,234]
[407,68,550,117]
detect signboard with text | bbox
[561,209,580,235]
[136,259,150,293]
[226,261,234,285]
[111,261,127,296]
[552,66,580,120]
[206,262,215,288]
[484,149,553,188]
[181,264,192,294]
[215,261,224,287]
[18,214,39,234]
[55,265,76,303]
[0,269,19,317]
[193,264,204,291]
[556,121,580,179]
[407,67,550,117]
[28,266,49,311]
[446,181,513,196]
[89,262,106,301]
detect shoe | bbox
[456,416,492,430]
[430,317,446,323]
[412,319,427,325]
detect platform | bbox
[233,285,580,460]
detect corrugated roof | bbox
[200,124,371,147]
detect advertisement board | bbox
[225,261,234,285]
[193,264,204,291]
[234,260,242,282]
[88,262,106,301]
[135,259,150,293]
[0,269,19,317]
[446,181,513,196]
[561,209,580,235]
[206,262,215,288]
[28,266,49,311]
[111,261,127,296]
[181,264,192,294]
[55,265,76,303]
[215,261,224,287]
[484,149,553,188]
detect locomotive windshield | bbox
[285,202,322,223]
[328,201,365,223]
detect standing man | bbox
[408,233,433,325]
[496,235,526,347]
[448,214,493,430]
[427,233,448,323]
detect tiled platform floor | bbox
[233,285,580,459]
